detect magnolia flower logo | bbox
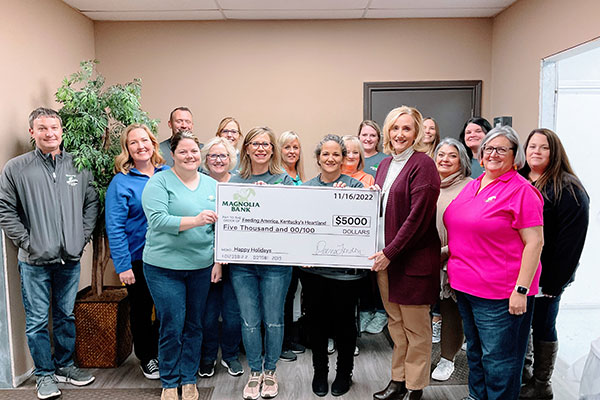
[234,188,256,202]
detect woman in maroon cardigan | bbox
[370,106,441,400]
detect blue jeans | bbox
[144,263,211,388]
[229,264,291,372]
[456,291,534,400]
[18,261,80,376]
[201,266,241,363]
[532,295,561,342]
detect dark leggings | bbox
[439,297,464,361]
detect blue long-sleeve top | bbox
[105,166,169,274]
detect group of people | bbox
[0,105,589,400]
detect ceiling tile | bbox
[369,0,515,8]
[223,9,364,19]
[82,10,224,21]
[365,7,505,18]
[63,0,218,12]
[219,0,369,10]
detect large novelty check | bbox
[215,183,380,268]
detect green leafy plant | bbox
[55,60,159,296]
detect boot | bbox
[373,380,407,400]
[312,342,329,397]
[522,334,534,384]
[331,343,354,397]
[519,341,558,399]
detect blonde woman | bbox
[229,127,294,399]
[278,130,305,186]
[419,117,441,158]
[106,123,167,381]
[341,135,374,187]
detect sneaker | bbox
[161,387,178,400]
[359,311,375,332]
[327,338,336,355]
[261,370,278,399]
[365,311,388,334]
[182,383,199,400]
[354,345,360,357]
[279,349,297,362]
[221,358,244,376]
[36,375,61,400]
[198,360,215,378]
[243,371,263,400]
[432,320,442,344]
[431,357,455,381]
[55,365,95,386]
[290,342,306,354]
[141,358,160,380]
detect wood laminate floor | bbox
[15,332,576,399]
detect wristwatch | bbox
[514,285,529,295]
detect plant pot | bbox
[74,286,132,368]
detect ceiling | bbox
[61,0,517,21]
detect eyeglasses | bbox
[249,142,273,149]
[483,145,512,156]
[207,153,229,161]
[221,129,239,136]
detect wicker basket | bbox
[74,286,132,368]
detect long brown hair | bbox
[238,127,285,179]
[521,128,585,202]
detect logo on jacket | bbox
[485,195,496,203]
[66,175,79,186]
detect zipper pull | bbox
[53,172,56,181]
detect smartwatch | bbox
[514,285,529,295]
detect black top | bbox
[538,180,589,296]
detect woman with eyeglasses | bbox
[216,117,243,173]
[518,129,589,400]
[444,126,544,400]
[197,137,244,379]
[229,127,293,400]
[459,117,493,178]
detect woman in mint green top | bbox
[278,130,305,185]
[141,131,218,399]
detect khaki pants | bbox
[377,270,431,390]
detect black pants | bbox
[300,270,359,374]
[127,260,159,364]
[283,266,302,350]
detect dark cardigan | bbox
[538,180,589,296]
[375,152,441,305]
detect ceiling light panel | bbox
[219,0,369,10]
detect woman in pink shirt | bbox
[444,126,544,400]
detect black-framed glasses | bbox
[250,142,273,149]
[207,153,229,161]
[483,145,512,156]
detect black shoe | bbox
[331,373,352,397]
[407,389,423,400]
[140,358,160,380]
[312,371,328,397]
[290,342,306,354]
[279,349,297,362]
[198,360,215,378]
[373,380,407,400]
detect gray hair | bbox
[29,107,62,129]
[201,136,238,172]
[478,126,526,169]
[314,134,347,161]
[434,137,471,178]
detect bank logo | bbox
[222,188,260,212]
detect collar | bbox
[35,147,62,160]
[477,168,518,183]
[391,146,414,162]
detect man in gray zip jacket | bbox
[0,108,99,399]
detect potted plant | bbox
[55,60,159,367]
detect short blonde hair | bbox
[215,117,243,148]
[382,106,427,154]
[277,131,305,181]
[201,136,238,172]
[341,135,365,171]
[114,123,165,174]
[238,126,285,179]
